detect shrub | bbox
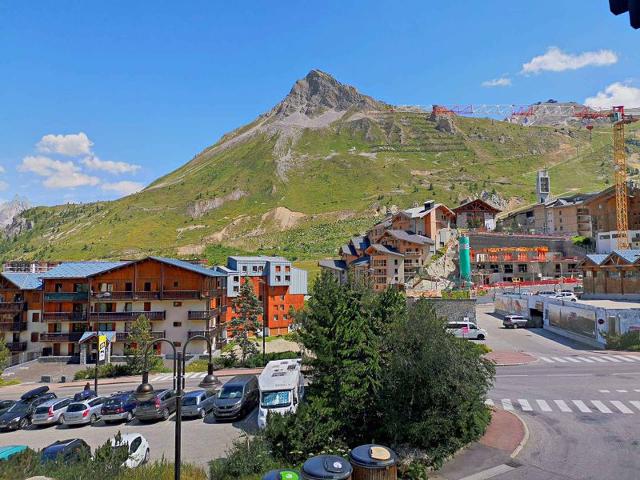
[186,351,301,372]
[73,360,168,380]
[605,331,640,351]
[209,435,280,480]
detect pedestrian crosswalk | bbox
[486,397,640,414]
[536,354,640,365]
[150,372,207,382]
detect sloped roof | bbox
[350,256,371,266]
[341,244,357,256]
[385,230,434,245]
[318,259,347,271]
[350,235,370,251]
[453,198,502,214]
[1,272,42,290]
[403,202,455,219]
[610,249,640,264]
[367,244,404,256]
[584,254,609,266]
[150,257,227,277]
[227,255,288,262]
[41,261,132,279]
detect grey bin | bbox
[349,445,397,480]
[301,455,352,480]
[263,470,301,480]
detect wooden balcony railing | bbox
[39,332,84,342]
[90,290,202,301]
[88,311,166,321]
[0,302,24,313]
[188,310,210,320]
[7,342,27,352]
[43,312,87,322]
[0,322,27,332]
[44,292,89,302]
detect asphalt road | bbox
[0,376,253,468]
[477,304,640,480]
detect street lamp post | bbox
[134,335,219,480]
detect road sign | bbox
[98,334,107,362]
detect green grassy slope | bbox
[2,112,638,264]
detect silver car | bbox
[63,397,105,426]
[181,390,215,419]
[31,398,72,427]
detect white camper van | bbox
[257,358,304,429]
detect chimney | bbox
[424,200,435,211]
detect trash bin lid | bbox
[349,445,397,468]
[302,455,352,480]
[263,470,301,480]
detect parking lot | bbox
[0,378,255,467]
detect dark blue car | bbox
[100,391,136,424]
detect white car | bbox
[110,433,150,468]
[446,321,487,340]
[551,292,578,302]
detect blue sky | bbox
[1,0,638,206]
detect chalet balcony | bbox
[188,330,209,339]
[90,290,203,301]
[39,332,84,342]
[43,312,88,322]
[0,302,24,313]
[0,322,27,332]
[115,330,166,342]
[188,310,211,320]
[7,342,27,352]
[44,292,89,302]
[88,311,166,321]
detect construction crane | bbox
[377,103,638,249]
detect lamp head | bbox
[198,363,219,389]
[134,381,155,402]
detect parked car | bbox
[212,374,260,420]
[503,314,528,329]
[110,433,150,468]
[551,292,578,302]
[134,389,176,422]
[63,397,105,426]
[32,398,72,427]
[41,439,90,464]
[101,391,137,424]
[0,388,57,431]
[181,390,215,419]
[446,321,487,340]
[0,400,16,415]
[536,290,556,297]
[0,445,28,461]
[73,389,97,402]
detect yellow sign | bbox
[98,335,107,362]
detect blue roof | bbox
[350,256,371,266]
[150,257,226,277]
[611,249,640,264]
[586,254,609,265]
[41,261,131,279]
[1,273,42,290]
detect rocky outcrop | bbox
[187,189,247,218]
[0,195,30,230]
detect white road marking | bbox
[599,389,610,393]
[622,355,640,362]
[572,400,591,413]
[610,401,633,414]
[554,400,572,412]
[613,355,636,363]
[590,400,612,413]
[576,357,594,363]
[564,357,582,363]
[588,356,608,363]
[629,401,640,411]
[602,356,623,363]
[635,389,640,393]
[551,357,569,363]
[536,399,552,412]
[539,356,554,363]
[616,389,628,393]
[501,399,514,410]
[517,399,533,411]
[459,463,516,480]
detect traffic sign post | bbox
[95,334,108,395]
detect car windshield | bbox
[41,448,62,461]
[104,398,124,408]
[34,406,50,414]
[218,385,243,399]
[66,403,87,412]
[7,402,29,414]
[183,396,199,406]
[261,390,291,408]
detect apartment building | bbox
[0,273,43,360]
[393,200,455,249]
[216,256,307,336]
[580,250,640,299]
[453,199,501,231]
[39,257,226,359]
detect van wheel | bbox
[199,409,206,419]
[19,418,28,429]
[126,412,133,423]
[59,415,65,425]
[477,334,485,340]
[512,324,518,329]
[162,408,169,420]
[90,414,97,425]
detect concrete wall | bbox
[410,298,477,323]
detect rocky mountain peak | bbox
[275,69,386,118]
[0,195,31,230]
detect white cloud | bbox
[81,155,141,174]
[101,181,144,196]
[18,155,100,189]
[0,166,5,174]
[36,132,93,156]
[0,181,8,191]
[584,82,640,109]
[521,47,618,74]
[481,77,512,88]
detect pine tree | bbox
[0,339,10,375]
[230,277,263,362]
[125,314,161,374]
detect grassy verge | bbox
[0,377,20,387]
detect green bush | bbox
[605,331,640,351]
[186,351,301,372]
[73,360,168,380]
[209,435,281,480]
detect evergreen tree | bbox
[0,338,10,375]
[125,314,162,374]
[230,277,263,362]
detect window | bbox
[233,276,239,282]
[32,312,40,322]
[518,264,527,273]
[144,282,152,292]
[608,271,621,279]
[124,302,133,312]
[394,259,399,265]
[55,283,63,293]
[143,302,151,312]
[274,315,279,321]
[173,281,179,288]
[173,322,182,327]
[233,286,239,293]
[285,266,290,272]
[173,301,182,307]
[125,282,133,292]
[285,275,290,281]
[252,266,258,272]
[276,275,281,282]
[280,304,285,310]
[275,266,281,272]
[130,437,142,454]
[174,342,181,347]
[504,265,514,274]
[242,266,247,272]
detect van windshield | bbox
[218,385,243,399]
[261,390,291,409]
